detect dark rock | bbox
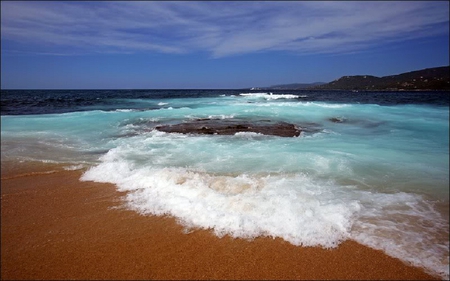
[329,117,346,123]
[155,119,301,137]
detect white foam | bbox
[81,152,360,248]
[351,191,449,279]
[233,131,266,139]
[208,114,235,119]
[240,93,300,100]
[63,164,85,171]
[158,102,169,106]
[81,146,449,279]
[185,114,235,120]
[240,92,270,96]
[299,102,351,108]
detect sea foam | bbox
[240,92,300,100]
[81,154,360,248]
[80,131,449,279]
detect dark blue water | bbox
[2,89,449,115]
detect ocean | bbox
[1,89,449,279]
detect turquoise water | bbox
[1,90,449,278]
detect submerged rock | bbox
[329,117,347,123]
[155,119,301,137]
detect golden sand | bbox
[1,163,437,280]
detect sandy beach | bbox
[1,162,438,280]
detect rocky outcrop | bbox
[155,119,301,137]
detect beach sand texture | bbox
[1,163,438,280]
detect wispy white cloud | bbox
[1,1,448,58]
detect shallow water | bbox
[1,89,449,279]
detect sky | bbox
[1,1,449,89]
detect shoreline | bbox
[1,163,439,280]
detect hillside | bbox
[314,66,450,91]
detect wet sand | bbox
[1,162,438,280]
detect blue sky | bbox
[1,1,449,89]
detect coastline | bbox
[1,162,438,280]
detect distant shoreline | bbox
[255,66,450,91]
[245,88,450,92]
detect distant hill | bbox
[314,66,450,91]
